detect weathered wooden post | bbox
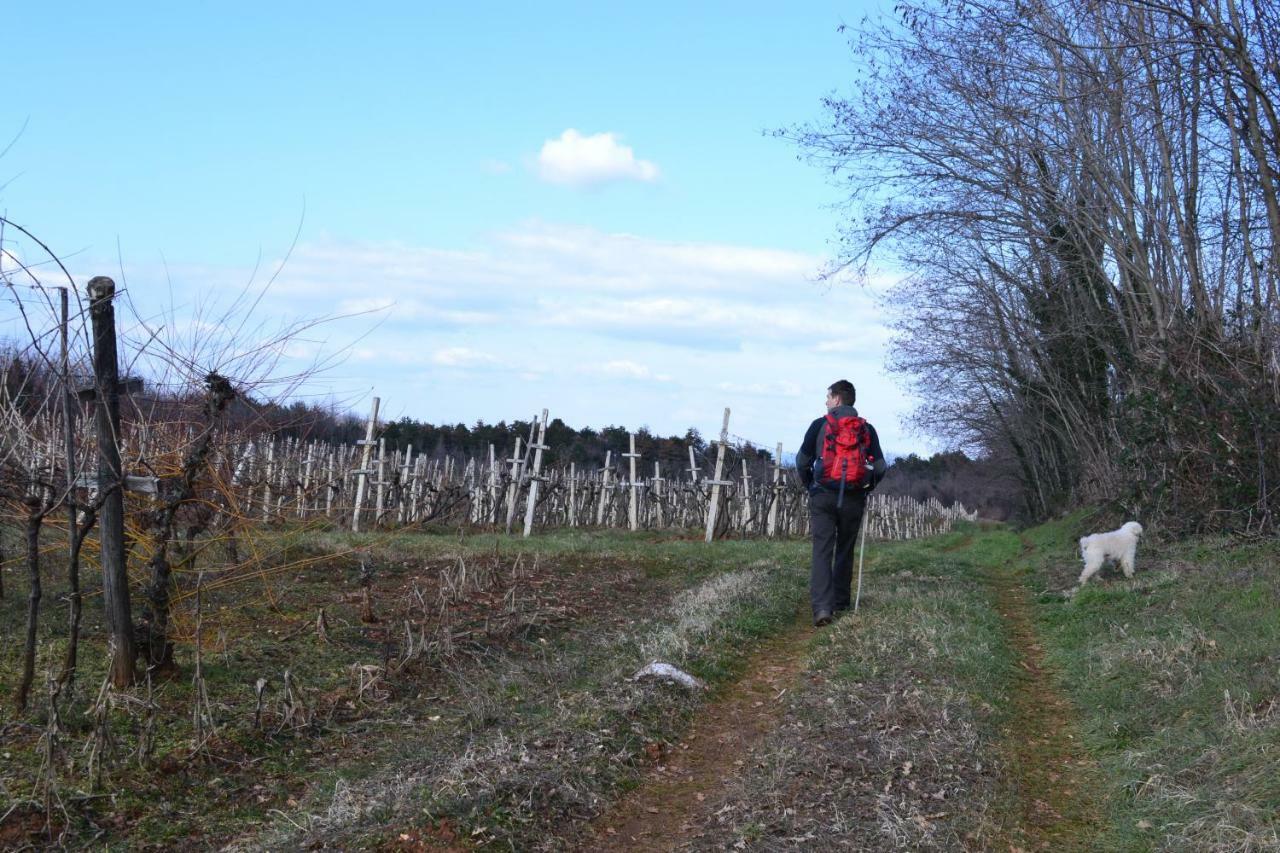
[568,462,577,527]
[487,444,499,523]
[325,449,336,517]
[373,437,387,527]
[738,458,753,530]
[87,276,136,687]
[624,433,641,531]
[261,440,275,522]
[298,444,313,518]
[596,450,613,526]
[521,409,549,538]
[58,284,84,683]
[397,444,414,524]
[351,396,380,532]
[504,419,537,534]
[652,461,664,528]
[503,437,523,532]
[410,455,426,522]
[704,408,732,543]
[767,442,784,537]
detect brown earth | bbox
[570,544,1105,851]
[578,613,811,851]
[985,549,1105,851]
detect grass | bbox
[0,525,808,850]
[3,517,1277,849]
[1026,514,1280,851]
[700,526,1025,849]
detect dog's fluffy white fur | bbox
[1078,521,1144,585]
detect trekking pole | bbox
[854,504,869,613]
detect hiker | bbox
[796,380,887,626]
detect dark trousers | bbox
[809,488,867,616]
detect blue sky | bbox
[2,2,934,457]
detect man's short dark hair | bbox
[828,380,856,406]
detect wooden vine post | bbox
[767,442,784,537]
[351,396,380,532]
[596,450,613,526]
[503,437,523,532]
[652,461,664,528]
[86,276,137,686]
[568,462,578,527]
[521,409,549,538]
[624,432,641,531]
[704,408,732,543]
[262,441,275,522]
[397,444,414,524]
[373,437,387,527]
[487,444,499,523]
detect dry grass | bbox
[676,534,1018,850]
[229,553,801,850]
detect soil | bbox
[983,545,1105,851]
[0,804,63,849]
[574,543,1105,851]
[580,613,812,851]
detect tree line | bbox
[270,403,1015,516]
[788,0,1280,532]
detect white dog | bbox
[1078,521,1144,585]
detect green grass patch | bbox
[1027,520,1280,850]
[702,529,1023,849]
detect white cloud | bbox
[536,130,659,187]
[119,223,927,454]
[337,296,499,326]
[592,360,672,382]
[716,380,805,398]
[431,347,497,368]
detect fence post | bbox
[87,276,136,687]
[522,409,549,537]
[596,450,613,526]
[503,437,523,531]
[398,444,414,524]
[767,442,784,537]
[351,397,380,532]
[652,461,664,528]
[325,449,336,517]
[624,433,641,531]
[704,408,731,543]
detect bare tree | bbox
[788,0,1279,530]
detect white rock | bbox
[632,661,706,690]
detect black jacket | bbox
[796,405,888,491]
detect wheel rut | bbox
[578,614,811,851]
[984,541,1105,850]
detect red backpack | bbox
[814,412,875,493]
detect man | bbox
[795,380,887,627]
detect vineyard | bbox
[2,376,976,681]
[0,275,980,848]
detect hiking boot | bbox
[813,610,833,627]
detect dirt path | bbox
[579,614,811,851]
[984,545,1104,850]
[575,540,1104,851]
